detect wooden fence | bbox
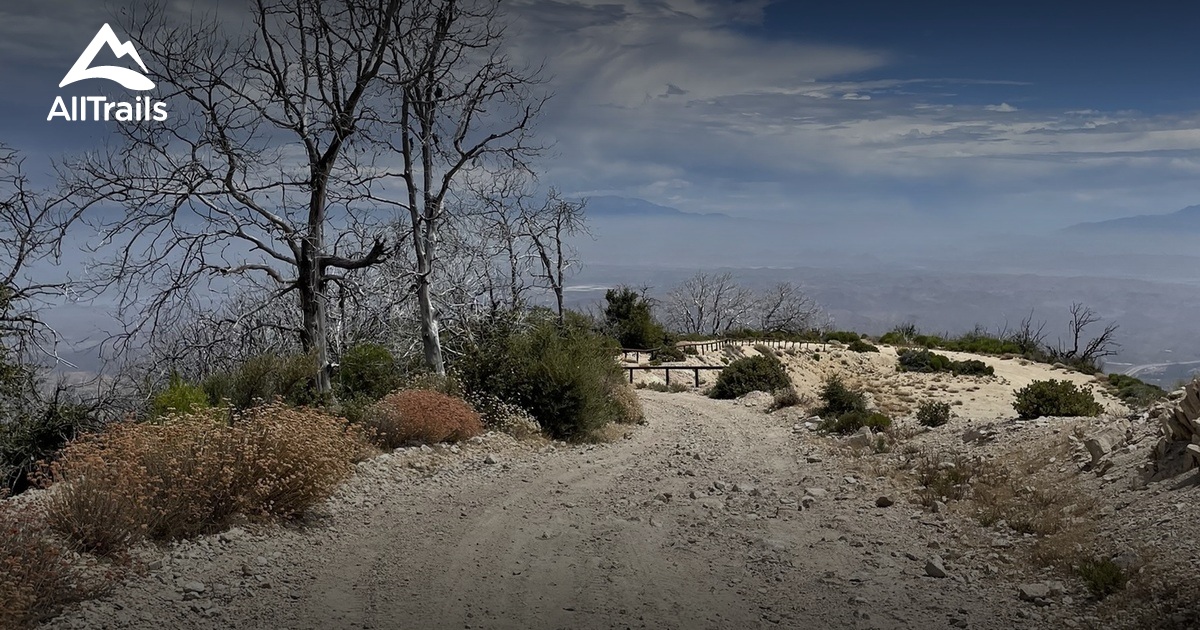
[618,348,658,363]
[624,365,726,387]
[671,338,818,355]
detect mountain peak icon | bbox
[59,23,155,91]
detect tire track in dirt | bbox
[46,391,1048,630]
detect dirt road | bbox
[50,392,1042,630]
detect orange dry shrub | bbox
[0,499,102,629]
[364,389,484,448]
[46,404,366,553]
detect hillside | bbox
[1064,204,1200,233]
[32,343,1199,630]
[626,341,1127,420]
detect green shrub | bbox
[822,330,861,344]
[454,312,626,441]
[604,287,665,349]
[708,355,790,400]
[1076,557,1126,599]
[150,373,209,418]
[1,395,97,495]
[880,322,920,345]
[952,358,994,376]
[820,410,891,435]
[878,331,906,345]
[916,400,952,427]
[1105,373,1165,409]
[651,344,685,362]
[816,375,867,418]
[202,353,320,410]
[898,348,953,372]
[1012,379,1103,419]
[336,395,374,426]
[898,349,994,376]
[336,344,400,401]
[847,339,879,353]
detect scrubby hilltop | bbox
[9,336,1199,630]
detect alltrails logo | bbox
[48,24,168,122]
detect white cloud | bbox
[500,1,1200,229]
[8,0,1200,232]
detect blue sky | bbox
[764,1,1200,113]
[4,0,1200,236]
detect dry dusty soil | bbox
[43,390,1110,630]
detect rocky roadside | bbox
[36,388,1199,630]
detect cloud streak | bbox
[4,0,1200,232]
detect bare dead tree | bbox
[387,0,545,375]
[0,146,75,363]
[665,272,755,336]
[60,0,455,395]
[462,172,536,315]
[1006,309,1047,355]
[754,282,820,334]
[1054,302,1119,369]
[522,189,587,324]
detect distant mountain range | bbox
[1064,204,1200,233]
[583,196,734,220]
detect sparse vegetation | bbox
[881,308,1118,375]
[636,381,689,393]
[608,383,645,424]
[913,451,981,507]
[1104,373,1165,409]
[820,410,892,435]
[1012,379,1103,419]
[915,400,952,427]
[0,501,103,628]
[816,374,867,418]
[769,385,804,411]
[1077,557,1127,599]
[847,339,879,353]
[708,354,790,400]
